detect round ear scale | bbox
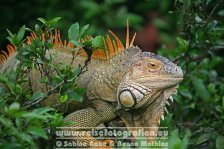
[119,90,137,108]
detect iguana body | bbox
[0,26,183,148]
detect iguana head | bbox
[117,50,183,136]
[118,51,183,110]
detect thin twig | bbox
[23,74,77,108]
[206,0,223,22]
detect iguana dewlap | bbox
[0,24,183,148]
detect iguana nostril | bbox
[119,90,136,108]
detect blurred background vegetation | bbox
[0,0,182,51]
[0,0,224,148]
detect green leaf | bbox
[7,34,18,45]
[0,143,21,148]
[31,92,46,101]
[216,135,224,149]
[0,87,3,94]
[183,0,191,8]
[6,81,17,95]
[207,83,217,94]
[218,10,224,16]
[60,93,68,103]
[16,84,23,94]
[69,92,83,102]
[195,16,203,23]
[162,113,173,126]
[0,117,13,126]
[51,17,61,23]
[168,129,183,149]
[72,66,79,76]
[0,75,8,83]
[39,76,49,83]
[92,35,103,48]
[168,129,190,149]
[17,25,26,43]
[33,107,54,115]
[70,40,83,47]
[177,37,188,50]
[6,28,13,37]
[196,133,211,145]
[52,75,63,84]
[180,89,192,99]
[68,23,79,41]
[37,17,47,25]
[48,17,61,26]
[35,24,40,31]
[20,133,35,146]
[26,126,48,139]
[9,102,20,110]
[25,27,33,32]
[206,0,212,5]
[74,87,85,95]
[192,78,211,101]
[22,112,48,120]
[6,37,13,44]
[80,24,89,37]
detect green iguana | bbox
[0,23,183,148]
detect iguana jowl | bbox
[0,24,183,148]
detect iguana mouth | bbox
[158,84,179,122]
[135,84,179,123]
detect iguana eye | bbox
[148,62,158,69]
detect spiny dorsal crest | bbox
[0,20,136,65]
[0,44,16,65]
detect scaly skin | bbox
[0,32,183,148]
[37,46,183,148]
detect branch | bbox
[22,75,77,108]
[206,0,223,22]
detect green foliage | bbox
[0,0,143,50]
[0,99,63,148]
[7,25,26,47]
[68,22,105,56]
[37,17,61,28]
[68,22,90,42]
[168,129,190,149]
[0,17,93,148]
[216,135,224,149]
[68,22,80,42]
[159,0,224,148]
